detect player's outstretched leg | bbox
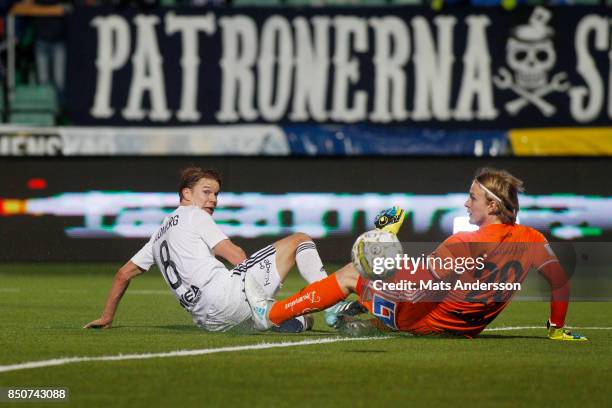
[246,263,359,330]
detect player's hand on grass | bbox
[547,321,587,341]
[83,318,113,329]
[374,206,406,236]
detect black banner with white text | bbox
[67,6,612,128]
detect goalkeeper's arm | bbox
[83,261,144,329]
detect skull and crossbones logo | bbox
[493,7,569,117]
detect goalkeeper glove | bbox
[547,320,588,341]
[374,206,406,235]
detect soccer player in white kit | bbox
[84,167,328,332]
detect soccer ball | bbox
[351,229,403,280]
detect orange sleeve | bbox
[539,261,570,327]
[530,231,570,327]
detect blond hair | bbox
[474,167,524,224]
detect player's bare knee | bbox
[273,232,311,253]
[292,232,312,245]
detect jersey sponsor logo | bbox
[372,295,397,329]
[254,306,267,319]
[179,285,202,310]
[284,291,320,311]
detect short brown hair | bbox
[474,167,524,224]
[178,167,222,201]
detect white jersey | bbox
[131,205,229,311]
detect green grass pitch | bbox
[1,263,610,407]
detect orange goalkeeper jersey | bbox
[358,223,561,338]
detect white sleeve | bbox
[131,239,155,272]
[192,210,228,249]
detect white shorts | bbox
[191,245,282,332]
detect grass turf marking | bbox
[0,337,388,374]
[2,326,610,374]
[484,326,612,332]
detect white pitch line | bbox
[484,326,612,332]
[2,326,610,374]
[0,336,388,374]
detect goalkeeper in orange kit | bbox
[245,167,587,341]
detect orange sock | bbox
[269,273,347,325]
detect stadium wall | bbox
[1,125,611,156]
